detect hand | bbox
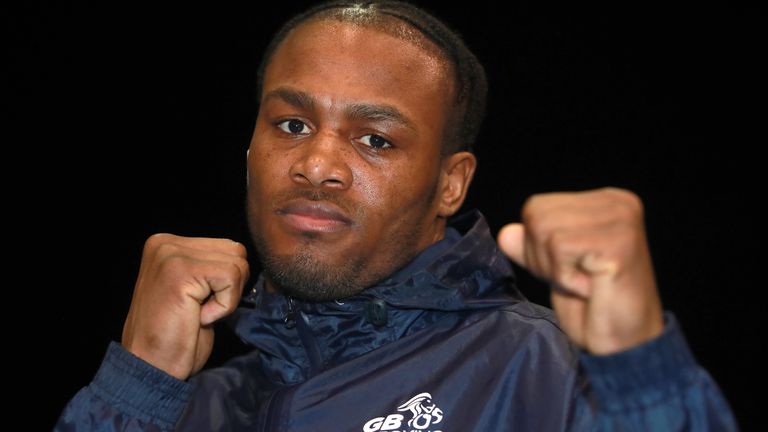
[121,234,249,380]
[497,187,664,355]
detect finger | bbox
[523,188,629,220]
[199,259,249,325]
[157,244,250,279]
[147,233,247,258]
[546,230,593,298]
[546,224,627,298]
[497,223,526,267]
[171,252,247,309]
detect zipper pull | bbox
[365,298,388,327]
[243,284,259,305]
[284,296,297,329]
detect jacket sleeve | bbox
[572,313,739,431]
[54,342,193,432]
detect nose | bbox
[289,133,352,189]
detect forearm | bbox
[55,342,192,431]
[576,313,738,431]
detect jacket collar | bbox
[228,210,524,382]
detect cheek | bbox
[357,159,439,221]
[247,143,286,207]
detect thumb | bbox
[498,223,527,268]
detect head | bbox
[247,1,488,301]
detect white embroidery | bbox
[363,392,444,432]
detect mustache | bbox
[272,188,365,221]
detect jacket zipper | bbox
[283,295,325,374]
[284,296,297,329]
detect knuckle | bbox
[231,241,247,257]
[607,187,643,213]
[624,191,644,216]
[145,233,181,253]
[601,186,627,196]
[620,200,643,224]
[601,189,644,222]
[521,194,542,217]
[144,233,168,250]
[235,257,250,274]
[155,241,181,258]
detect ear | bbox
[436,151,477,218]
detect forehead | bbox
[262,19,454,116]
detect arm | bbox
[498,187,738,430]
[55,343,192,431]
[572,313,738,430]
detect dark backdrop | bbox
[8,1,763,429]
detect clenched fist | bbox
[121,234,249,380]
[498,187,664,355]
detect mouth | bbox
[276,200,353,234]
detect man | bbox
[56,1,737,430]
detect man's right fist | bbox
[121,234,249,380]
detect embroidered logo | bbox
[363,392,444,432]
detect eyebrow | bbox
[262,87,316,111]
[263,86,416,132]
[347,102,416,131]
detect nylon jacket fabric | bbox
[55,211,738,431]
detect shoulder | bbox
[461,301,575,362]
[498,301,563,334]
[466,299,563,334]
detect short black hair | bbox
[256,1,488,154]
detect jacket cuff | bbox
[89,341,193,427]
[579,313,699,412]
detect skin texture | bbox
[497,187,664,355]
[122,235,249,379]
[121,19,664,381]
[246,20,476,301]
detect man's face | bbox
[247,19,456,301]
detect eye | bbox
[358,134,392,149]
[276,119,311,135]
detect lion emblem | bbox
[396,392,444,429]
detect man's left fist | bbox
[498,187,664,355]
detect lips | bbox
[277,200,353,233]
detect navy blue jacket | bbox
[56,211,738,431]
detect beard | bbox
[248,189,426,302]
[252,233,366,301]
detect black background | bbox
[7,1,764,429]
